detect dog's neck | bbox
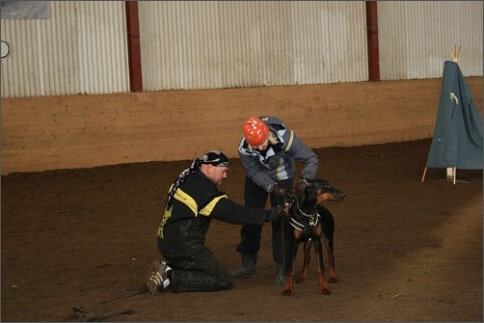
[294,192,318,217]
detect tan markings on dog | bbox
[296,242,312,284]
[316,192,335,205]
[312,224,322,236]
[293,229,303,240]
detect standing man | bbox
[147,150,277,295]
[233,116,319,285]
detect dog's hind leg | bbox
[322,234,337,283]
[313,238,331,295]
[320,206,337,283]
[296,242,312,284]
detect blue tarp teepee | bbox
[422,59,483,181]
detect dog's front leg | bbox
[296,242,312,284]
[314,238,331,295]
[321,209,337,283]
[282,232,301,296]
[322,234,337,283]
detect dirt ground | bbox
[1,138,482,322]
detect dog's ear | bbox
[303,184,318,204]
[297,185,309,204]
[312,179,329,190]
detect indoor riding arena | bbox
[1,2,482,322]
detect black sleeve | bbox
[210,198,267,225]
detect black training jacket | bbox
[156,170,267,257]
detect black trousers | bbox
[163,246,234,293]
[235,177,294,266]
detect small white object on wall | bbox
[1,40,10,58]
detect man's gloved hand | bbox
[294,179,308,196]
[271,184,286,198]
[265,205,286,222]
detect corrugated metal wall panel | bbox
[378,1,483,80]
[319,1,368,83]
[140,1,265,91]
[138,1,368,91]
[2,1,482,97]
[49,3,78,95]
[258,1,293,86]
[1,1,129,98]
[178,1,222,90]
[291,2,324,85]
[76,1,129,94]
[218,2,263,88]
[1,19,43,97]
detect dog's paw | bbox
[282,289,292,296]
[320,288,331,295]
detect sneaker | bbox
[146,259,171,295]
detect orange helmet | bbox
[243,116,269,146]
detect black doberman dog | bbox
[281,179,345,296]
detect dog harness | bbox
[289,200,320,241]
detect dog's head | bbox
[300,179,345,207]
